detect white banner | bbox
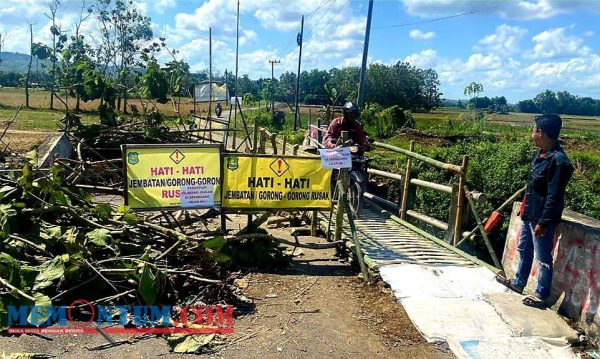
[194,83,228,102]
[229,96,243,106]
[318,148,352,169]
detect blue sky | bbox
[1,0,600,102]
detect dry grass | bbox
[412,108,600,134]
[2,131,50,152]
[0,87,216,116]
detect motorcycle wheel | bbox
[348,179,364,219]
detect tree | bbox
[25,23,33,108]
[533,89,558,114]
[96,0,153,113]
[556,91,576,114]
[45,0,61,110]
[301,69,330,105]
[327,67,359,104]
[491,96,508,113]
[363,62,441,112]
[464,82,484,98]
[469,96,492,110]
[517,99,539,113]
[277,72,298,112]
[0,33,4,65]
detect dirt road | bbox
[0,231,451,359]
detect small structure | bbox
[37,133,74,168]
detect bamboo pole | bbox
[400,140,415,219]
[464,185,502,269]
[342,192,370,282]
[311,210,318,236]
[258,129,266,154]
[373,141,462,174]
[453,155,469,245]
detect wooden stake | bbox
[453,155,469,245]
[400,140,414,219]
[464,185,502,269]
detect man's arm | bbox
[354,122,369,151]
[323,121,340,148]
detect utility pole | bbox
[208,27,212,119]
[269,59,280,120]
[232,0,240,149]
[207,27,212,121]
[357,0,374,109]
[294,15,304,131]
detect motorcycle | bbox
[303,141,371,218]
[347,145,370,218]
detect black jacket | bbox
[521,143,573,227]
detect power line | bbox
[372,10,479,29]
[279,0,336,57]
[306,0,335,18]
[302,0,340,47]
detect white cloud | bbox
[475,24,527,56]
[403,49,438,68]
[409,29,435,40]
[583,30,594,37]
[239,30,258,46]
[401,0,600,20]
[153,0,177,14]
[526,27,590,59]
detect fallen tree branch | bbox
[0,275,36,301]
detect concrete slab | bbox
[447,336,580,359]
[38,133,74,168]
[380,264,513,300]
[401,296,514,343]
[484,292,579,342]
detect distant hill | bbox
[0,52,51,74]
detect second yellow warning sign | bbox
[222,154,332,209]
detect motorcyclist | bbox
[323,102,369,152]
[215,103,223,117]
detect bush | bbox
[360,103,383,127]
[363,104,414,139]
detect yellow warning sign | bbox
[222,154,332,209]
[124,144,222,210]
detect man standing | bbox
[498,114,573,308]
[323,102,369,152]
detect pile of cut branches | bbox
[0,164,237,330]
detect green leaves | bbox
[168,334,215,353]
[0,253,22,287]
[201,236,226,251]
[138,264,157,305]
[27,293,52,327]
[86,228,111,247]
[49,191,70,206]
[17,164,34,190]
[93,203,113,220]
[140,59,169,104]
[33,256,66,291]
[201,236,232,265]
[0,203,17,239]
